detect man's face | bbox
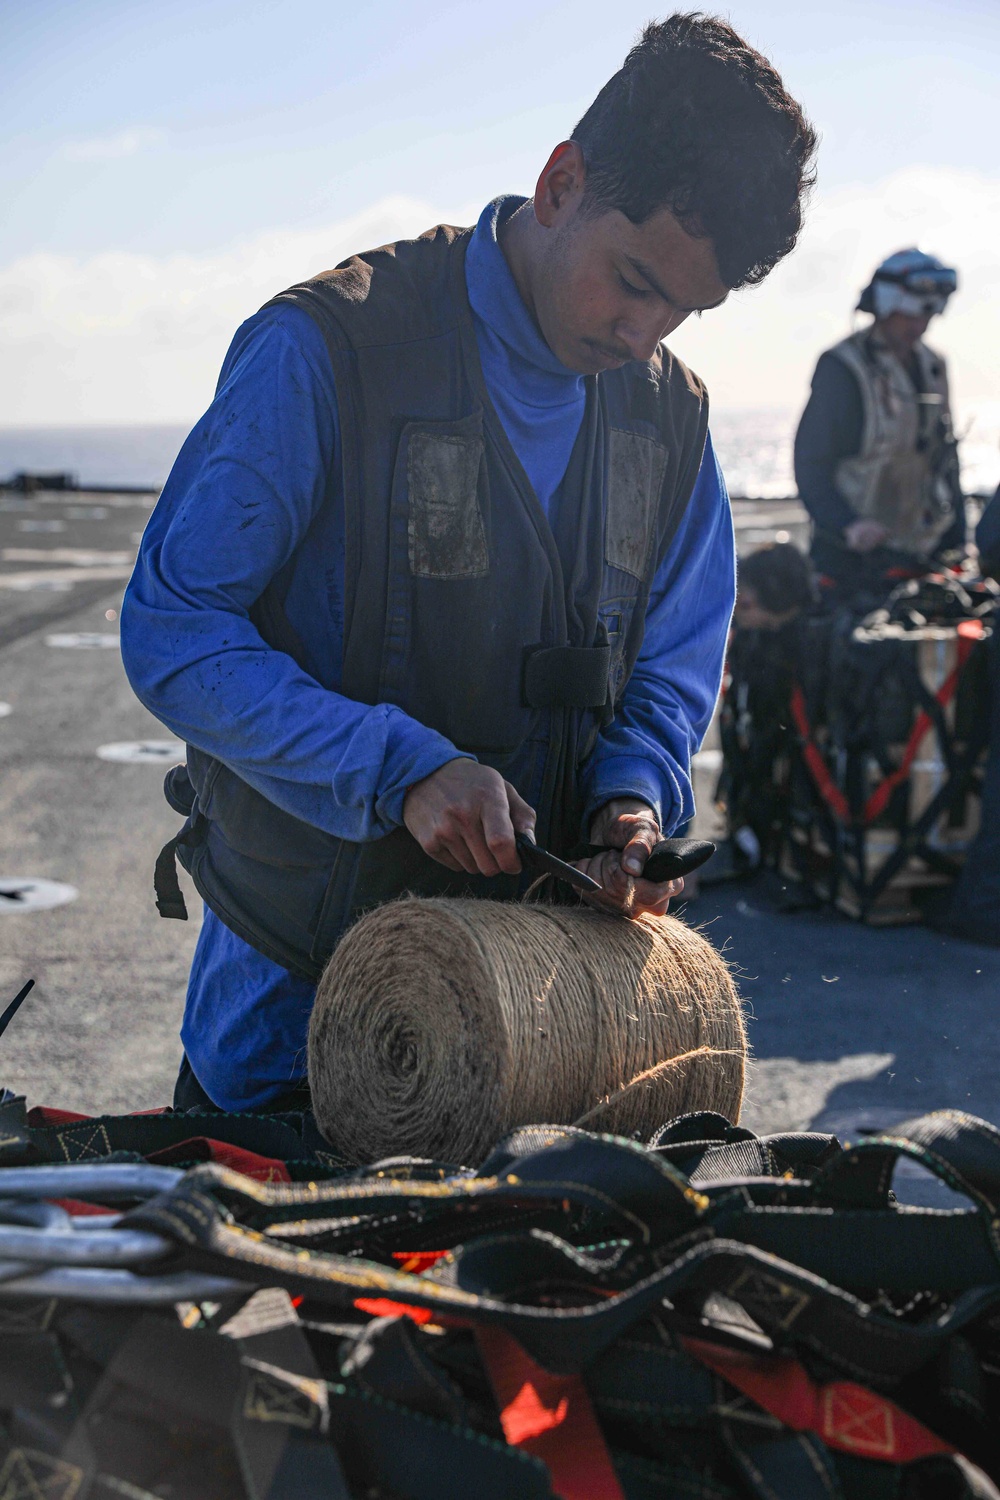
[524,163,730,374]
[878,309,933,355]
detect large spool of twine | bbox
[308,898,745,1165]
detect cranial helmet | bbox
[857,249,958,321]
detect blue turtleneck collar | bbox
[464,195,586,516]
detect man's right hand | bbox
[403,759,535,877]
[844,518,890,553]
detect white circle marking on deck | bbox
[0,879,79,915]
[97,740,184,764]
[45,633,120,649]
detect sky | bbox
[1,0,998,444]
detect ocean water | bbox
[1,403,998,498]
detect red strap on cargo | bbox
[27,1106,92,1126]
[352,1251,449,1320]
[862,630,976,826]
[790,686,851,823]
[476,1326,625,1500]
[684,1337,954,1463]
[353,1298,435,1323]
[145,1137,292,1183]
[48,1197,116,1217]
[392,1249,449,1274]
[792,626,979,831]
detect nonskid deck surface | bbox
[0,490,995,1199]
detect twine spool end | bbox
[309,898,745,1165]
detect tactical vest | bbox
[830,327,954,559]
[159,223,709,981]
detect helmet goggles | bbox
[877,264,957,315]
[859,250,958,321]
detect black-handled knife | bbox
[515,832,602,894]
[583,836,716,883]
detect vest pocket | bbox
[605,428,669,579]
[406,413,489,580]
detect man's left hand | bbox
[574,797,683,918]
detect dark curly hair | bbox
[573,14,817,289]
[739,542,816,615]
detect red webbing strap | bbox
[145,1137,292,1183]
[354,1250,449,1320]
[26,1105,169,1126]
[862,629,977,826]
[790,685,851,823]
[48,1197,116,1217]
[27,1106,92,1126]
[684,1337,954,1463]
[391,1249,449,1274]
[475,1326,625,1500]
[792,623,981,832]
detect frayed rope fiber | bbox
[308,898,746,1165]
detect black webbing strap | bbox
[523,644,611,710]
[23,1108,329,1170]
[154,816,205,921]
[714,1202,1000,1293]
[327,1383,551,1500]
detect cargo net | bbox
[719,574,1000,922]
[1,1079,1000,1498]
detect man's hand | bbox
[844,518,890,553]
[403,758,535,877]
[574,797,683,918]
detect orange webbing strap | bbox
[475,1326,625,1500]
[684,1337,954,1464]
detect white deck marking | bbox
[0,878,79,914]
[97,741,184,764]
[45,633,120,649]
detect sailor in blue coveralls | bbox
[121,15,817,1111]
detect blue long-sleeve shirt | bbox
[122,197,736,1109]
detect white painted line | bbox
[16,519,65,533]
[2,549,134,566]
[1,576,74,592]
[45,633,120,649]
[0,703,11,718]
[0,878,79,915]
[65,506,109,520]
[0,566,133,590]
[693,748,724,772]
[97,740,184,764]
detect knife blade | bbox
[515,832,603,894]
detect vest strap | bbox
[154,817,206,921]
[523,644,611,710]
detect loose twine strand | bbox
[309,897,746,1166]
[570,1046,746,1128]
